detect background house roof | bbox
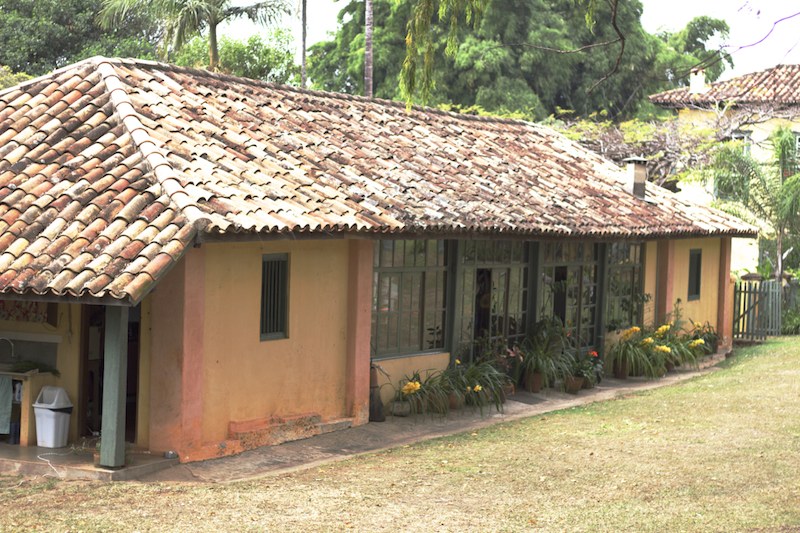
[0,57,755,303]
[650,64,800,107]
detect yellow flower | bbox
[621,326,641,340]
[473,384,482,392]
[401,381,421,395]
[694,322,703,329]
[455,359,461,365]
[655,345,671,354]
[655,324,671,337]
[689,339,705,348]
[640,337,654,346]
[466,386,472,393]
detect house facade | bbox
[0,58,754,467]
[650,64,800,273]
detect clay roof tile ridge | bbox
[95,60,208,238]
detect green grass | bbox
[2,339,800,531]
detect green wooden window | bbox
[261,254,288,340]
[606,242,644,331]
[688,249,702,301]
[371,240,447,358]
[540,242,598,349]
[456,240,529,352]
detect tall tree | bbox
[365,0,374,98]
[308,0,728,119]
[99,0,289,71]
[0,0,161,75]
[713,127,800,279]
[300,0,308,87]
[173,32,298,82]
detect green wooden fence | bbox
[733,280,782,342]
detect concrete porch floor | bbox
[0,441,179,481]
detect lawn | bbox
[2,339,800,532]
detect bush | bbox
[782,308,800,335]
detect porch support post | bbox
[447,240,463,360]
[717,237,733,352]
[595,243,609,355]
[656,240,675,325]
[527,241,540,327]
[346,239,373,426]
[100,305,129,468]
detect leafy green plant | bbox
[522,318,572,388]
[781,308,800,335]
[605,327,658,378]
[462,361,507,414]
[689,320,719,354]
[393,370,450,416]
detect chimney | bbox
[689,68,707,94]
[623,156,647,199]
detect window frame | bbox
[260,253,289,341]
[687,249,702,301]
[371,240,448,359]
[605,242,644,331]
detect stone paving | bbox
[140,354,725,484]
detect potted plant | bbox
[521,318,571,392]
[462,360,507,414]
[389,370,449,416]
[563,352,585,394]
[605,326,658,379]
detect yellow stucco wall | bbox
[674,108,788,276]
[201,240,351,443]
[0,303,81,445]
[673,237,721,330]
[373,352,451,405]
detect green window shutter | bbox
[261,254,289,340]
[688,249,702,301]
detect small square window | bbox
[261,254,288,340]
[688,249,702,301]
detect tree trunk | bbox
[301,0,307,88]
[776,226,784,281]
[209,21,220,71]
[364,0,373,98]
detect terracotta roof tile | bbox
[650,64,800,107]
[0,56,755,303]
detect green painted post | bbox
[595,243,609,356]
[100,306,129,468]
[446,240,463,361]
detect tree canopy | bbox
[308,0,731,120]
[0,0,161,75]
[173,31,298,83]
[712,127,800,278]
[99,0,289,71]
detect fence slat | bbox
[734,279,782,341]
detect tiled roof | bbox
[650,64,800,107]
[0,57,755,304]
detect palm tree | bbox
[100,0,288,71]
[713,126,800,279]
[364,0,373,98]
[300,0,307,87]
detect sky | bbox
[224,0,800,81]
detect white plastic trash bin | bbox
[33,386,73,448]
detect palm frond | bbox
[224,0,289,25]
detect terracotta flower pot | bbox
[564,375,584,394]
[448,391,464,410]
[613,359,629,379]
[524,371,544,393]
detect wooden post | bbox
[100,306,129,468]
